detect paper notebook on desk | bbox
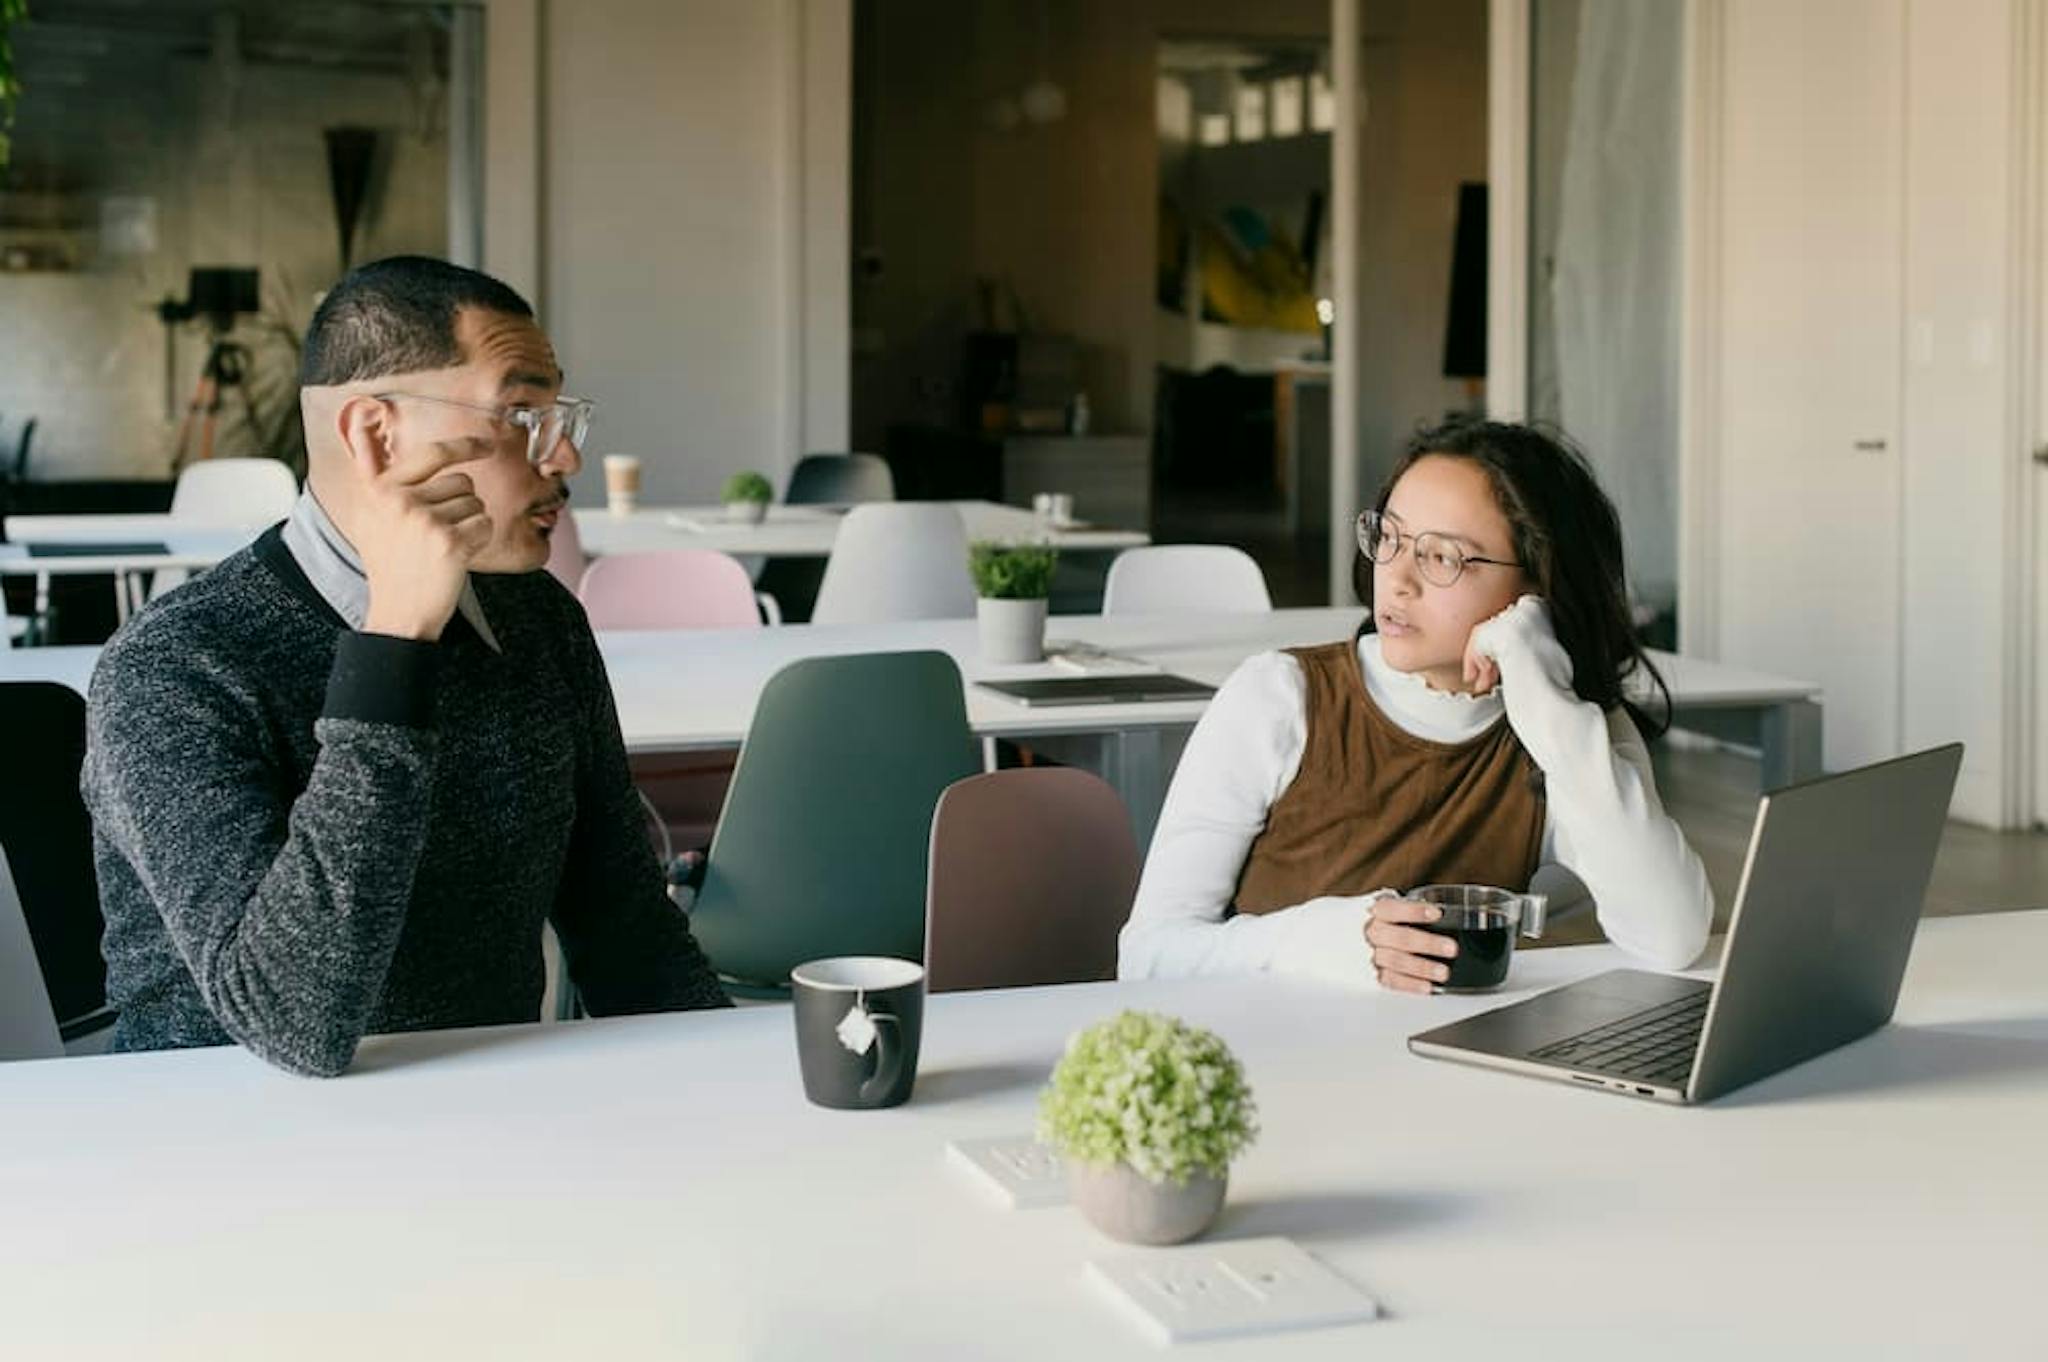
[1045,641,1160,677]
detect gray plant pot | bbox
[977,596,1048,664]
[724,499,769,525]
[1068,1160,1227,1245]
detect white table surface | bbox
[575,500,1151,557]
[0,514,259,575]
[0,607,1819,749]
[0,911,2039,1360]
[0,502,1144,573]
[595,610,1820,751]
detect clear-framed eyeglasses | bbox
[371,391,595,467]
[1356,509,1522,587]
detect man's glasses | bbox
[372,392,595,467]
[1356,509,1522,587]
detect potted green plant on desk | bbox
[721,470,773,524]
[1040,1010,1259,1245]
[968,540,1058,664]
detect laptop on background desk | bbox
[976,675,1218,707]
[1409,744,1964,1105]
[24,542,171,558]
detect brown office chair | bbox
[924,768,1139,992]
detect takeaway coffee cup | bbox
[602,454,642,518]
[790,956,926,1110]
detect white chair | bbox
[153,458,299,599]
[170,458,299,524]
[1102,544,1273,614]
[810,503,975,625]
[0,848,63,1061]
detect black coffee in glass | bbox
[1420,905,1515,992]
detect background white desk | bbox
[0,503,1144,630]
[0,517,261,625]
[0,609,1822,844]
[574,500,1151,558]
[0,911,2038,1360]
[2,502,1147,564]
[595,610,1819,759]
[0,514,262,563]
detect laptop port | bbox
[1635,1087,1655,1096]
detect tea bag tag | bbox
[835,993,879,1056]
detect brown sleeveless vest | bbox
[1232,637,1547,914]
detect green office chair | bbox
[688,650,979,996]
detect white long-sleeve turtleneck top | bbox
[1117,596,1714,984]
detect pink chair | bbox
[925,768,1140,992]
[544,507,590,594]
[577,548,772,875]
[578,549,771,630]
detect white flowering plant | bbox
[1037,1011,1258,1187]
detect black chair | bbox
[784,451,893,504]
[756,453,896,623]
[0,417,33,539]
[0,683,114,1045]
[9,416,35,485]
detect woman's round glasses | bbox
[1356,510,1522,587]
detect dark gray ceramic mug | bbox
[790,956,925,1109]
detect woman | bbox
[1118,419,1712,990]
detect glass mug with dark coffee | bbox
[1408,884,1548,993]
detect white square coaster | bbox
[946,1135,1070,1209]
[1085,1236,1380,1345]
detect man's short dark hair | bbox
[299,255,534,388]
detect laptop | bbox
[977,674,1218,707]
[1408,743,1964,1105]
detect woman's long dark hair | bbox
[1355,418,1672,740]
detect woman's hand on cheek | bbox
[1460,631,1501,696]
[1463,594,1550,695]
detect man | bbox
[83,256,730,1077]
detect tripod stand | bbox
[170,329,258,473]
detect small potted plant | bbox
[1039,1010,1258,1245]
[968,540,1058,664]
[721,470,773,524]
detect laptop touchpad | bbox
[1410,971,1704,1057]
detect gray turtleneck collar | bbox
[279,489,501,652]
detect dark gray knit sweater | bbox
[82,527,730,1077]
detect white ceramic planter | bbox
[977,596,1047,664]
[724,499,769,525]
[1068,1161,1227,1245]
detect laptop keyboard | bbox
[1528,992,1709,1086]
